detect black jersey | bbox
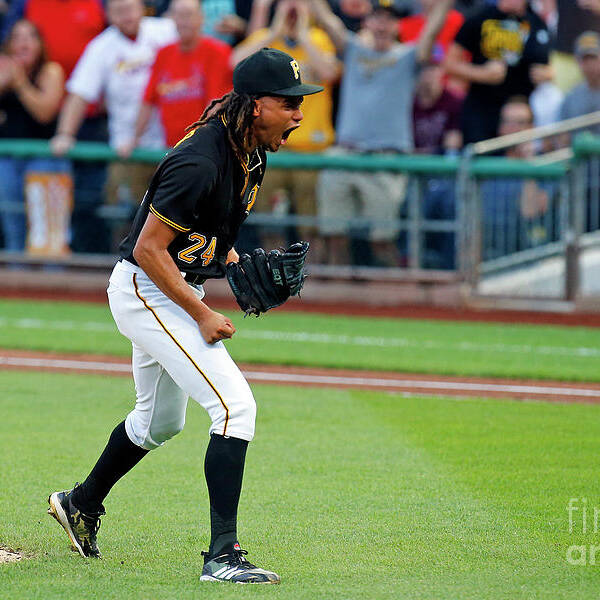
[120,117,266,280]
[454,6,550,104]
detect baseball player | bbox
[47,48,321,584]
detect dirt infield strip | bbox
[2,349,600,405]
[0,548,23,563]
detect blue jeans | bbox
[0,157,71,251]
[423,178,456,270]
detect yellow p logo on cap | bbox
[290,60,300,80]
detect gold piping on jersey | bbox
[149,204,191,232]
[174,127,197,147]
[220,114,250,198]
[240,160,250,198]
[132,273,230,436]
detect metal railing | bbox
[459,111,600,303]
[470,111,600,156]
[0,139,565,273]
[0,140,464,277]
[2,125,600,303]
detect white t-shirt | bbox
[67,17,177,148]
[531,82,564,128]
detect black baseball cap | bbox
[370,0,406,18]
[233,48,323,97]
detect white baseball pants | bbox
[107,260,256,450]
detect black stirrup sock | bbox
[71,420,148,513]
[204,433,249,557]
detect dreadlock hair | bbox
[186,91,257,163]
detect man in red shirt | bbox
[121,0,233,154]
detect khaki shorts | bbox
[106,161,157,205]
[254,168,318,237]
[317,147,408,241]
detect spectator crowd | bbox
[0,0,599,267]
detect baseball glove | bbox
[226,241,309,316]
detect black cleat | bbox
[200,546,280,584]
[47,485,105,558]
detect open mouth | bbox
[281,126,298,145]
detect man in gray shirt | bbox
[312,0,453,266]
[561,31,600,135]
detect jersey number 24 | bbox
[178,233,217,266]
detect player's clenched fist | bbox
[197,309,235,344]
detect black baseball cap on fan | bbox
[370,0,408,18]
[233,48,323,97]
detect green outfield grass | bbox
[1,299,600,381]
[1,371,599,599]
